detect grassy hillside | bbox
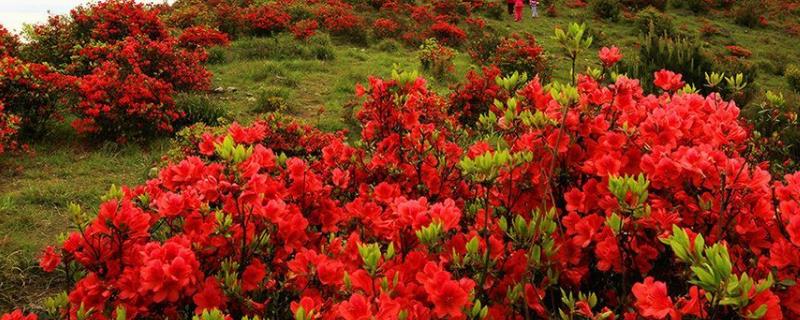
[1,1,799,310]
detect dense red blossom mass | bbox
[1,0,800,319]
[2,60,795,319]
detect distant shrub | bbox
[206,46,228,64]
[72,61,181,142]
[306,33,336,60]
[733,0,762,28]
[245,4,291,37]
[0,102,20,154]
[376,38,402,52]
[621,0,667,10]
[173,93,227,127]
[672,0,707,12]
[253,86,292,114]
[623,31,713,92]
[290,19,320,40]
[0,56,66,136]
[491,33,550,80]
[429,21,467,47]
[71,0,168,43]
[372,18,401,39]
[0,25,20,57]
[725,45,752,58]
[483,1,505,19]
[787,64,800,93]
[178,26,230,49]
[418,38,455,81]
[635,6,674,36]
[591,0,621,21]
[467,29,501,64]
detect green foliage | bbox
[624,30,713,92]
[786,64,800,93]
[663,226,775,318]
[174,93,228,127]
[232,34,335,61]
[634,6,675,36]
[418,38,455,81]
[255,88,290,114]
[622,0,667,10]
[591,0,621,21]
[206,46,228,64]
[376,38,402,52]
[671,0,707,12]
[733,0,762,28]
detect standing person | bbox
[530,0,539,17]
[507,0,515,15]
[514,0,524,21]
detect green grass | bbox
[1,2,799,311]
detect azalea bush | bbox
[178,26,231,49]
[418,39,456,81]
[70,61,182,142]
[0,56,67,136]
[491,33,550,80]
[4,46,800,319]
[0,101,20,154]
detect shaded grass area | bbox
[1,3,799,311]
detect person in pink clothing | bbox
[514,0,524,22]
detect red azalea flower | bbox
[787,215,800,246]
[193,277,227,314]
[0,310,37,320]
[242,259,267,292]
[38,245,61,272]
[653,70,684,92]
[599,46,623,67]
[430,280,471,318]
[745,289,783,320]
[632,277,674,319]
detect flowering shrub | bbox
[0,25,19,57]
[448,66,504,124]
[491,33,550,80]
[71,61,181,142]
[372,18,402,39]
[429,21,467,47]
[418,39,455,80]
[178,26,231,49]
[0,56,66,136]
[70,0,168,43]
[725,45,752,58]
[244,4,291,37]
[290,19,320,41]
[0,102,20,154]
[5,48,800,319]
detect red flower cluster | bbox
[70,0,168,43]
[653,69,685,91]
[8,30,800,320]
[290,19,320,41]
[725,45,753,58]
[71,61,182,142]
[178,26,231,49]
[429,21,467,47]
[598,46,623,67]
[16,0,216,141]
[244,4,291,37]
[0,25,20,57]
[0,101,20,154]
[372,18,402,39]
[0,56,66,135]
[492,33,550,79]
